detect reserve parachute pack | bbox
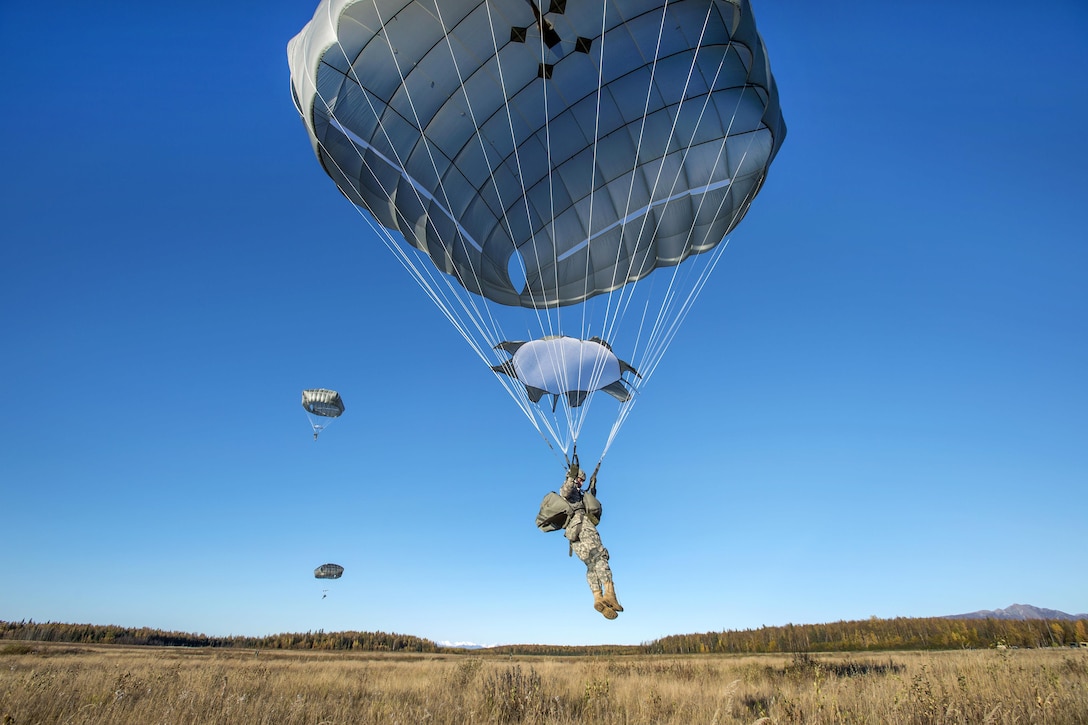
[583,491,602,525]
[536,492,572,532]
[536,491,602,532]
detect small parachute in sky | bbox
[314,563,344,580]
[302,388,344,440]
[491,337,640,410]
[314,562,343,600]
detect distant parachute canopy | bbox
[314,563,344,580]
[302,388,344,440]
[302,388,344,418]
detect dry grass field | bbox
[2,641,1086,724]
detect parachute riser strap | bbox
[565,448,580,479]
[587,460,601,496]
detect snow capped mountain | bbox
[945,604,1087,620]
[436,641,490,649]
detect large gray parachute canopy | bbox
[287,0,786,309]
[301,388,345,418]
[314,563,345,579]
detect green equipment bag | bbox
[583,490,602,526]
[536,491,574,532]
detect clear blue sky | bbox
[2,1,1085,648]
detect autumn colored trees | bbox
[3,616,1085,655]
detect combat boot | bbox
[603,581,623,612]
[591,586,618,619]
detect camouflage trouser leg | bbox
[570,521,612,592]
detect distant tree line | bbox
[0,621,437,653]
[644,616,1088,655]
[3,616,1086,656]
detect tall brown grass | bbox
[2,641,1085,723]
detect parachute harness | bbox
[565,449,600,496]
[563,448,601,557]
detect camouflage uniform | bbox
[559,473,613,593]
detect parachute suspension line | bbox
[647,37,759,373]
[479,0,547,323]
[514,1,610,447]
[481,2,587,449]
[603,238,731,453]
[590,0,672,374]
[487,17,584,457]
[442,0,576,455]
[608,3,714,353]
[317,15,499,359]
[426,1,574,429]
[475,0,558,332]
[566,0,664,446]
[475,1,585,454]
[633,101,771,392]
[578,0,686,437]
[369,1,509,351]
[597,14,770,454]
[359,198,572,450]
[570,0,615,406]
[637,83,769,385]
[571,0,627,447]
[535,11,573,441]
[616,0,670,278]
[630,166,762,399]
[630,164,757,394]
[317,2,570,450]
[619,10,729,379]
[317,132,497,372]
[584,0,610,335]
[560,1,723,454]
[437,1,536,322]
[476,3,573,361]
[312,42,564,451]
[571,0,710,451]
[380,0,554,376]
[564,0,615,447]
[354,211,501,367]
